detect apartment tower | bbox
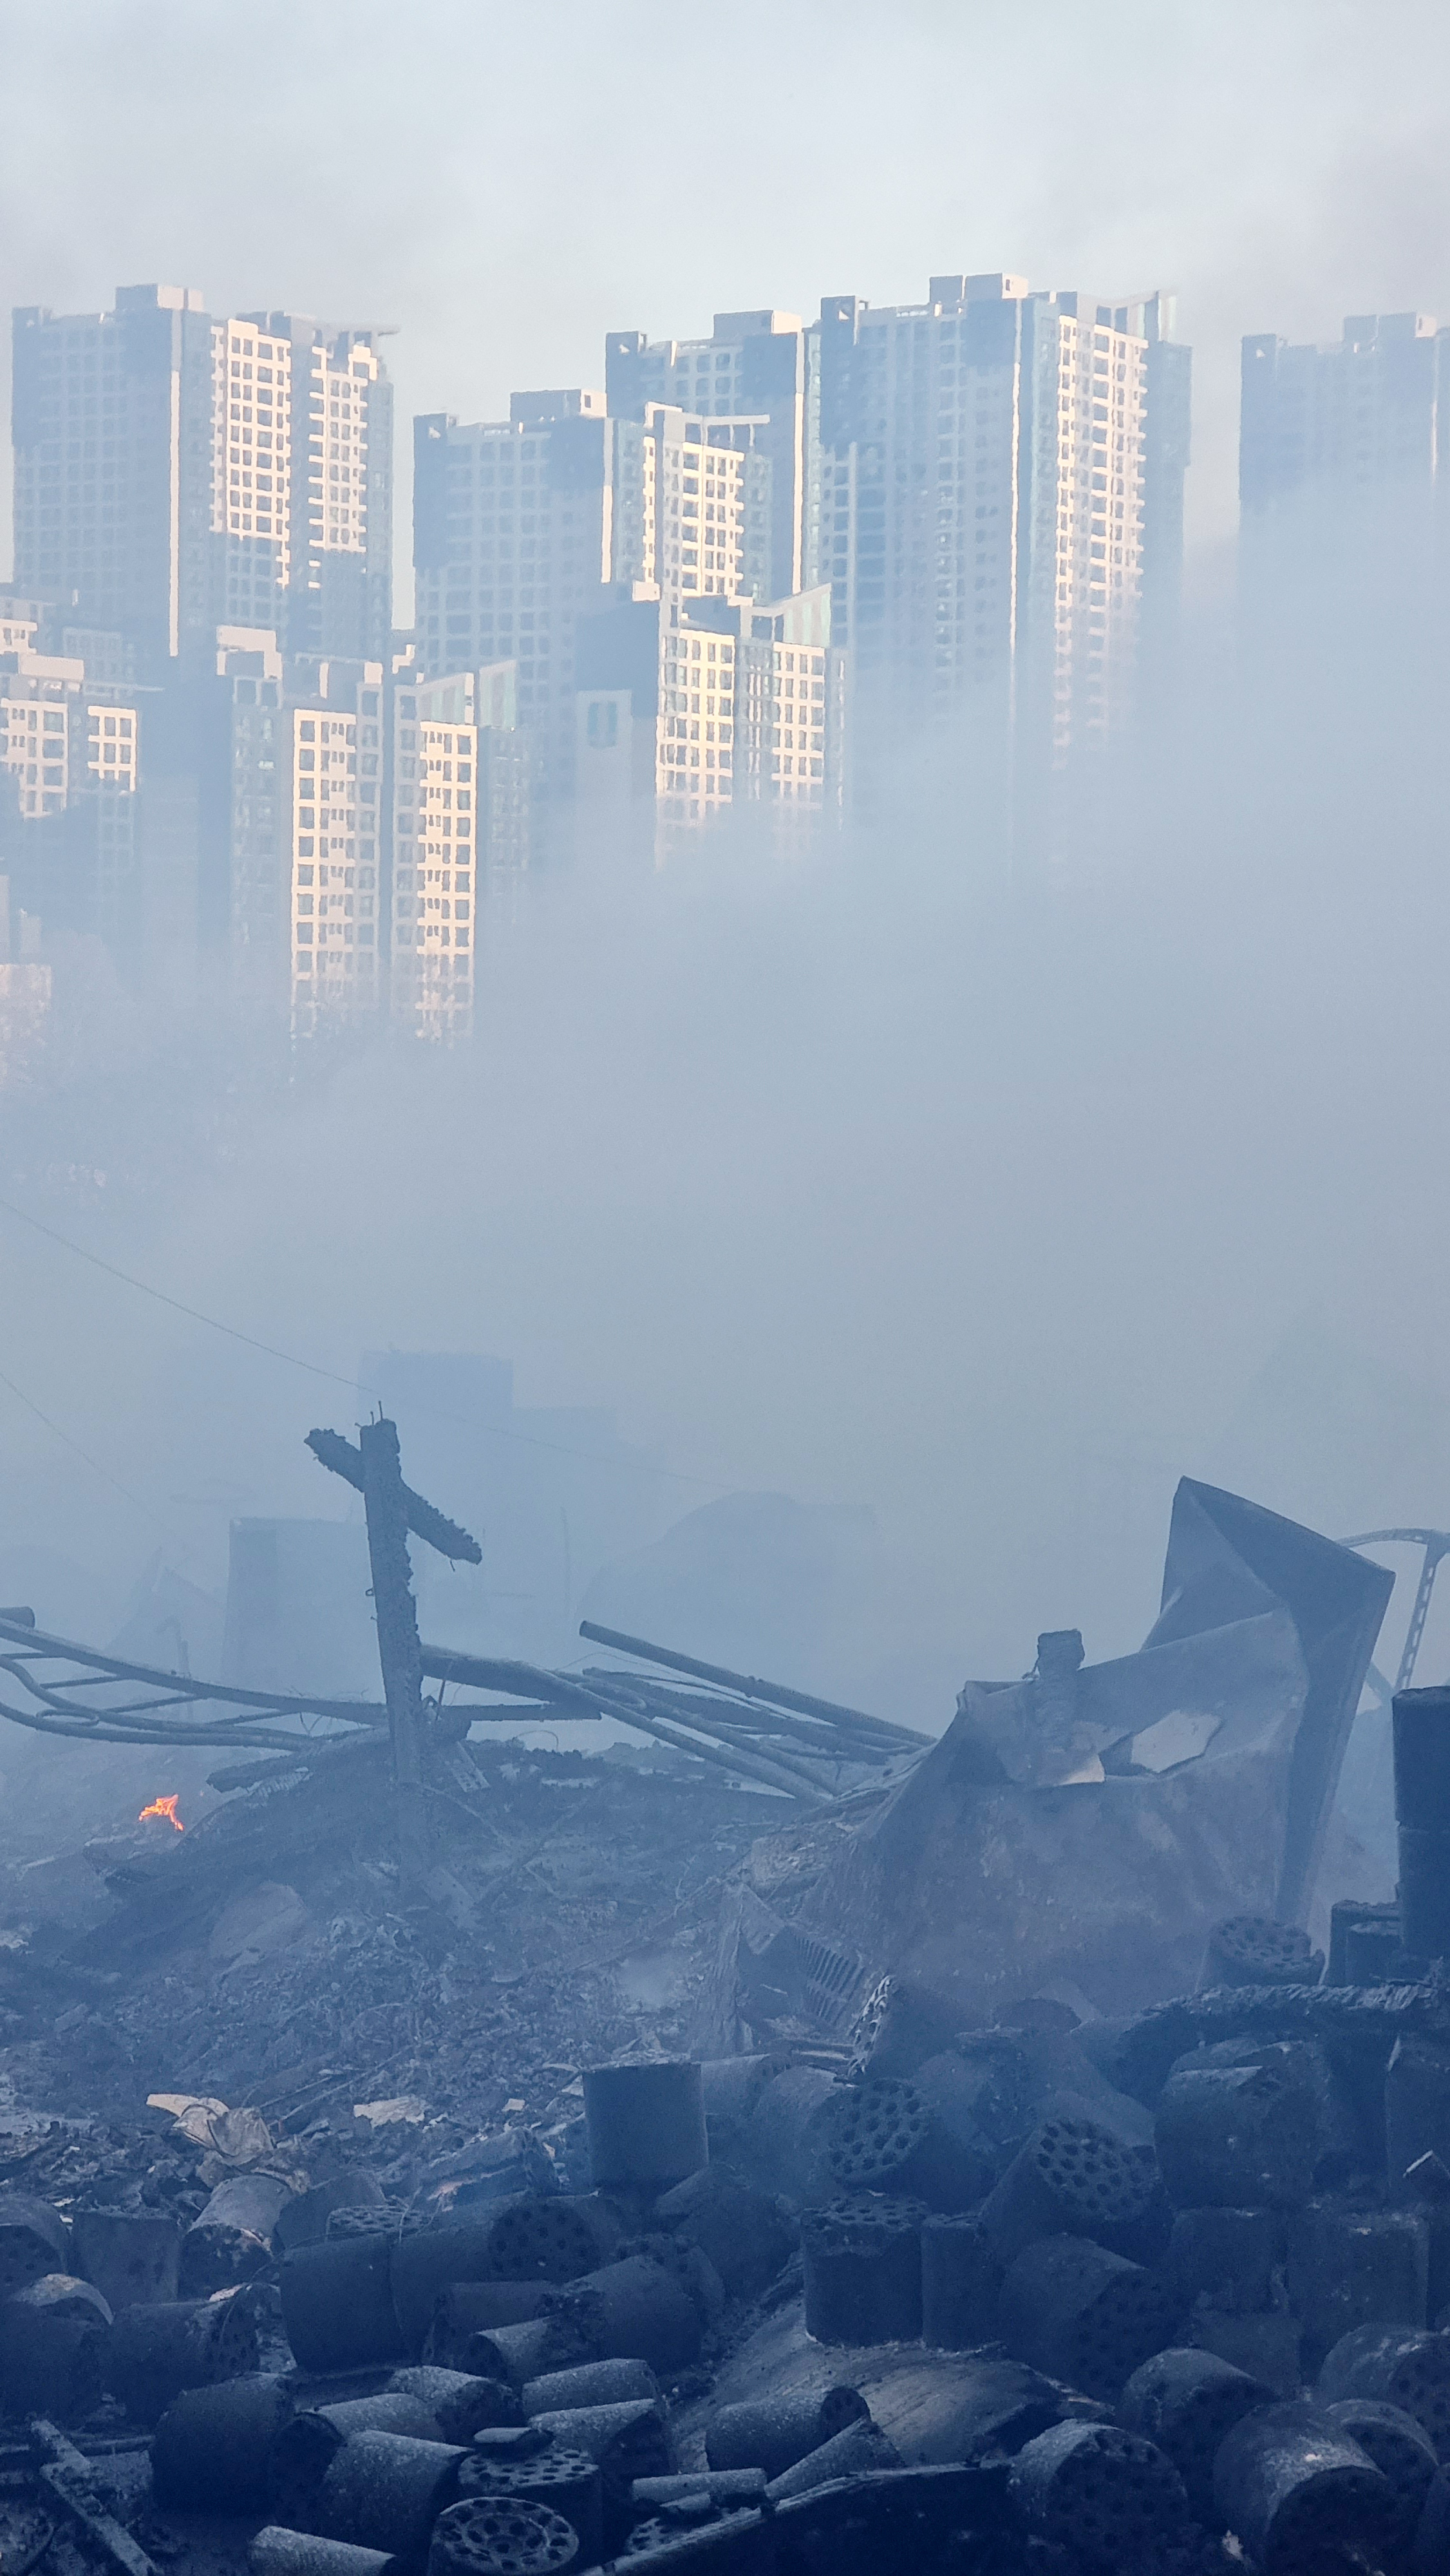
[11,285,393,675]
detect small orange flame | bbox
[138,1794,184,1832]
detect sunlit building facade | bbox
[10,285,393,673]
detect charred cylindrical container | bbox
[801,2201,922,2346]
[704,2385,867,2479]
[281,2237,410,2374]
[315,2432,466,2562]
[581,2065,707,2195]
[1120,2347,1273,2524]
[1395,1688,1450,1962]
[1317,2322,1450,2459]
[250,2532,399,2576]
[389,2224,506,2357]
[388,2369,520,2443]
[921,2213,1003,2349]
[71,2208,181,2310]
[1212,2400,1398,2573]
[521,2400,668,2548]
[181,2174,294,2297]
[764,2419,900,2500]
[107,2290,259,2423]
[1154,2060,1318,2211]
[998,2233,1180,2403]
[428,2497,578,2576]
[543,2256,701,2375]
[1320,2396,1438,2544]
[980,2117,1157,2266]
[0,2193,69,2293]
[458,2454,602,2566]
[484,2197,621,2286]
[1008,2420,1189,2573]
[520,2357,656,2414]
[1200,1915,1320,1991]
[153,2372,294,2512]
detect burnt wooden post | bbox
[306,1420,481,1899]
[360,1418,431,1893]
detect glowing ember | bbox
[138,1794,184,1832]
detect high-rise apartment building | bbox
[11,285,393,675]
[218,631,384,1030]
[612,403,772,606]
[1239,312,1450,628]
[574,583,847,857]
[413,393,613,851]
[412,394,771,852]
[0,643,141,943]
[216,632,524,1041]
[1241,311,1450,515]
[815,273,1189,860]
[605,311,814,600]
[390,668,478,1039]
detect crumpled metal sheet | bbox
[793,1481,1392,2027]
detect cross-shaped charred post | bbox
[306,1419,481,1897]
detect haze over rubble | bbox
[0,0,1447,1810]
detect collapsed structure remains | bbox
[0,1448,1446,2574]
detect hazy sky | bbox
[5,0,1450,600]
[4,2,1450,1780]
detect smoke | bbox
[6,498,1450,1744]
[3,3,1450,1853]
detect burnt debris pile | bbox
[2,1931,1450,2573]
[0,1468,1447,2568]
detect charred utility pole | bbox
[306,1420,481,1897]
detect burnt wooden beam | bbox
[578,1619,928,1746]
[306,1426,481,1564]
[357,1418,433,1895]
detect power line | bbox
[0,1357,170,1530]
[0,1191,726,1490]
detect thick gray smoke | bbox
[3,0,1450,1859]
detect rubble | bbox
[5,1461,1450,2570]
